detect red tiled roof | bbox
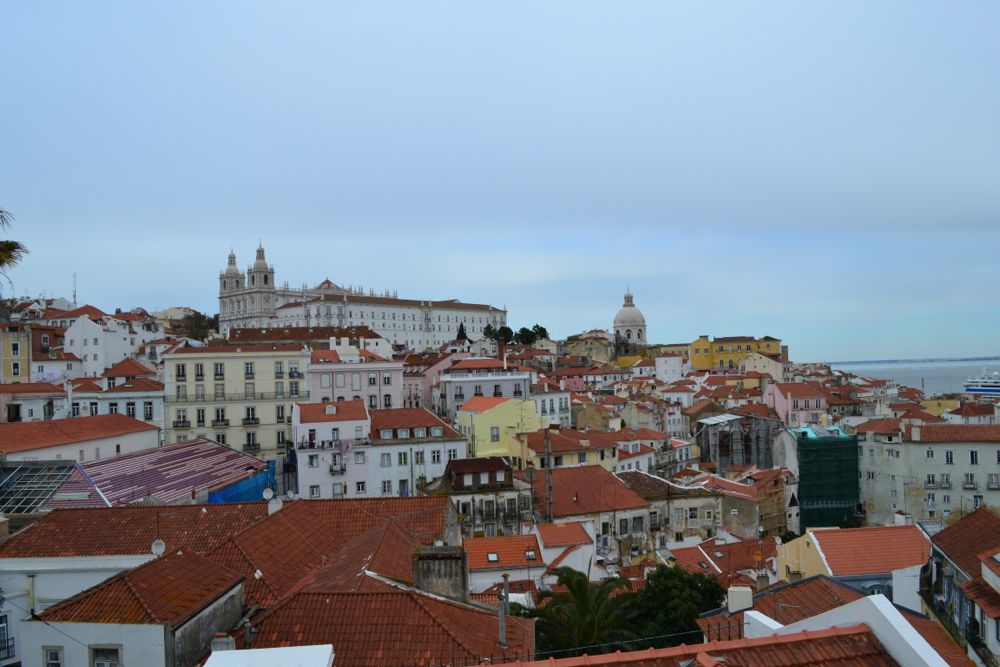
[446,358,508,371]
[465,534,542,571]
[0,503,271,558]
[811,525,929,575]
[370,407,461,438]
[535,522,591,548]
[523,465,648,517]
[731,403,782,420]
[960,576,1000,617]
[103,377,165,393]
[246,584,534,666]
[297,400,369,423]
[481,624,893,666]
[931,507,1000,576]
[856,418,902,435]
[102,358,156,378]
[229,325,382,342]
[0,414,157,453]
[948,403,996,417]
[458,396,512,413]
[898,409,945,422]
[39,549,242,625]
[0,382,65,394]
[910,424,1000,442]
[171,342,306,354]
[48,304,107,320]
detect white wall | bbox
[20,620,166,667]
[5,429,159,463]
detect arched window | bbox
[626,329,632,340]
[251,275,255,286]
[637,329,643,340]
[263,275,269,286]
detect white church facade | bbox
[218,245,507,351]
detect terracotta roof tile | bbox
[102,358,156,378]
[458,396,512,413]
[856,418,902,435]
[811,525,929,575]
[0,382,65,395]
[40,549,242,625]
[0,414,157,453]
[911,424,1000,442]
[535,522,591,548]
[521,465,648,517]
[297,400,369,423]
[370,407,460,438]
[465,534,542,571]
[960,576,1000,617]
[931,507,1000,576]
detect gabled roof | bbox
[0,414,158,453]
[103,377,165,393]
[772,382,826,399]
[39,549,242,625]
[297,400,369,423]
[0,503,271,558]
[535,522,591,548]
[931,507,1000,577]
[370,407,460,438]
[856,418,902,435]
[910,424,1000,442]
[521,465,648,517]
[43,437,268,509]
[465,534,542,571]
[948,403,995,417]
[102,358,156,378]
[444,456,510,474]
[811,525,930,575]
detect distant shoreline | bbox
[822,356,1000,366]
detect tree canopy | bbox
[625,564,725,649]
[0,208,27,293]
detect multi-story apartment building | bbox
[162,343,310,457]
[530,377,571,426]
[763,382,829,426]
[293,402,468,499]
[426,457,534,537]
[689,335,784,372]
[0,323,31,383]
[217,245,506,349]
[307,346,404,410]
[69,359,165,434]
[433,358,533,419]
[857,421,1000,524]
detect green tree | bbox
[0,208,27,290]
[456,322,469,341]
[483,323,497,340]
[496,325,514,344]
[514,326,536,346]
[529,567,634,657]
[531,324,549,341]
[179,310,216,341]
[626,565,725,649]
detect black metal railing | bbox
[167,391,309,403]
[242,417,260,425]
[212,419,230,427]
[0,637,14,660]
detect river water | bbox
[829,360,999,397]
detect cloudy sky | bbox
[2,2,998,361]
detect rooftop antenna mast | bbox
[72,273,77,306]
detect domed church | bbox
[614,289,646,355]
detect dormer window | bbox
[430,427,443,437]
[414,427,426,438]
[380,429,393,440]
[398,428,410,439]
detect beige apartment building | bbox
[162,343,311,458]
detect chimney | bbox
[498,572,509,648]
[210,633,235,652]
[412,546,468,601]
[756,574,769,592]
[727,585,753,613]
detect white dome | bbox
[614,290,646,343]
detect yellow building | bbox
[0,323,32,383]
[690,335,783,372]
[162,342,311,458]
[516,426,621,471]
[921,398,960,417]
[455,396,545,466]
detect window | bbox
[380,452,391,467]
[689,507,698,519]
[44,647,64,667]
[356,481,367,494]
[309,485,320,498]
[432,450,442,464]
[214,362,225,379]
[381,480,392,495]
[497,470,506,482]
[332,482,345,498]
[383,394,392,408]
[175,363,186,380]
[946,450,954,465]
[308,454,319,468]
[414,427,426,438]
[490,426,500,443]
[448,448,457,460]
[926,448,934,459]
[398,452,408,466]
[414,450,425,465]
[369,373,377,386]
[431,426,443,437]
[632,516,644,533]
[970,450,979,465]
[355,451,365,464]
[383,374,392,385]
[244,361,255,378]
[91,647,122,667]
[619,518,629,535]
[108,402,119,415]
[578,452,587,463]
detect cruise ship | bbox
[964,369,1000,396]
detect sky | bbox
[2,2,999,362]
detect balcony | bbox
[285,416,292,424]
[0,637,14,661]
[195,374,204,381]
[172,420,191,428]
[166,391,310,403]
[298,437,370,451]
[275,372,284,379]
[989,481,1000,490]
[939,480,952,489]
[924,481,937,489]
[212,419,230,427]
[963,481,979,490]
[214,373,225,380]
[454,394,465,400]
[289,370,303,379]
[242,417,260,425]
[329,462,346,475]
[492,391,503,397]
[243,443,261,453]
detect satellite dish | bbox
[262,488,274,501]
[267,497,284,515]
[254,569,263,580]
[151,539,166,557]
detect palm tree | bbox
[0,208,27,281]
[528,566,634,657]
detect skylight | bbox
[525,550,537,560]
[487,552,499,562]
